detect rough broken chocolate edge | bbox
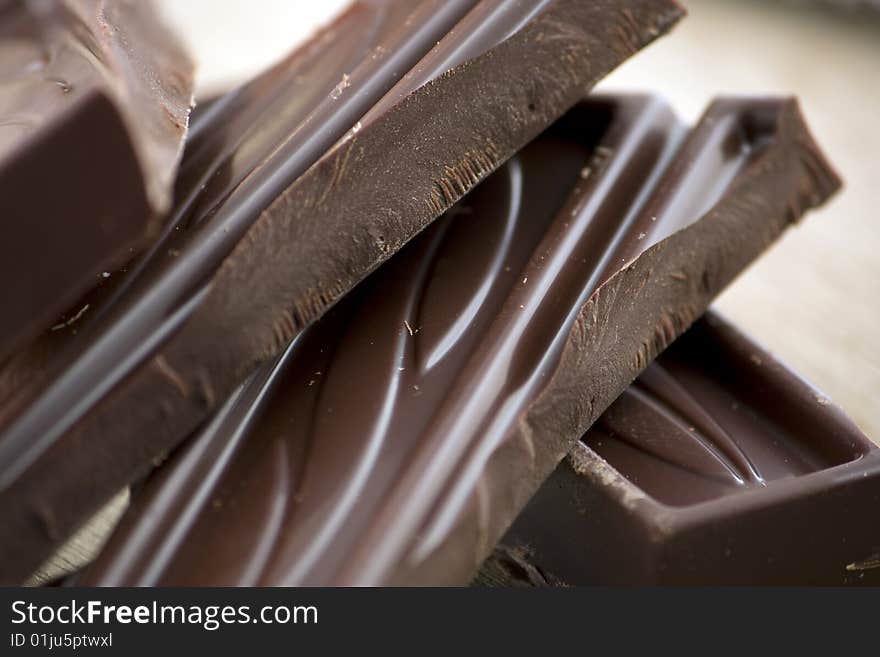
[388,98,842,585]
[0,0,684,583]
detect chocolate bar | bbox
[0,0,193,362]
[80,94,840,586]
[489,313,880,585]
[0,0,686,583]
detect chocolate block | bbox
[81,94,840,586]
[0,0,685,582]
[0,0,193,361]
[495,313,880,585]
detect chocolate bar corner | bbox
[0,0,194,364]
[492,312,880,586]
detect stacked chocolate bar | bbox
[0,0,872,586]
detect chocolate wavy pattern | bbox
[603,364,766,492]
[586,315,871,506]
[83,93,840,585]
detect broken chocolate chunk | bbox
[496,312,879,585]
[0,0,194,363]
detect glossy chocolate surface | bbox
[0,0,193,363]
[586,343,859,506]
[498,313,880,585]
[83,95,841,586]
[0,0,686,583]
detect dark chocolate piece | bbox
[81,94,840,586]
[0,0,685,583]
[0,0,193,362]
[494,312,880,585]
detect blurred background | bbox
[157,0,880,440]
